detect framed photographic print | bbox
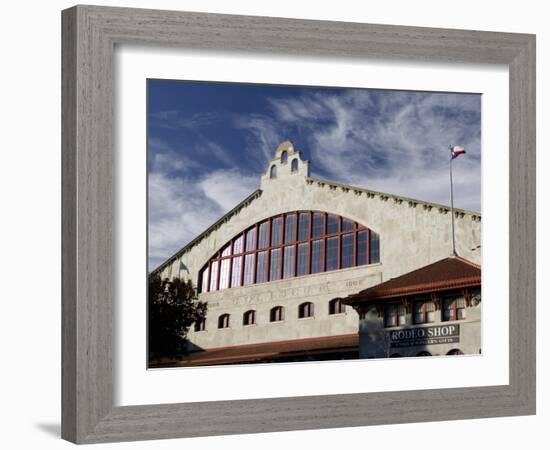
[62,5,535,444]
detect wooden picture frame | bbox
[61,5,536,444]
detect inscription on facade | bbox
[202,272,382,311]
[389,325,460,348]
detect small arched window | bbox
[270,165,277,178]
[270,306,284,322]
[194,318,206,332]
[243,310,256,326]
[291,159,299,172]
[298,302,314,318]
[416,351,432,357]
[447,349,464,356]
[329,299,345,315]
[281,150,288,164]
[218,313,230,329]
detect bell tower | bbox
[260,141,310,190]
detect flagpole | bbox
[449,145,457,256]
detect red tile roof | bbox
[342,256,481,305]
[150,333,358,368]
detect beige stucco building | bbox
[153,141,481,366]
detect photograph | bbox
[147,80,482,368]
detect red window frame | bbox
[198,211,380,293]
[413,301,435,324]
[442,298,466,321]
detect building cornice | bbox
[306,176,481,218]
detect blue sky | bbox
[147,79,481,270]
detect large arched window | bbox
[198,211,380,293]
[281,151,288,164]
[291,159,299,172]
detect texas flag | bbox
[450,145,466,159]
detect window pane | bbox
[200,267,209,293]
[243,254,255,285]
[357,231,367,265]
[258,221,269,249]
[244,310,255,325]
[221,244,231,257]
[284,214,296,243]
[342,219,354,232]
[269,248,282,281]
[444,299,456,321]
[298,213,310,241]
[233,234,244,254]
[338,301,345,314]
[326,237,338,270]
[311,239,324,273]
[297,243,309,276]
[218,314,229,328]
[245,228,256,252]
[327,215,339,234]
[283,246,295,279]
[385,306,396,327]
[370,231,380,263]
[219,259,230,289]
[231,256,242,288]
[271,306,284,322]
[341,234,354,268]
[414,303,424,323]
[271,217,282,246]
[312,213,324,238]
[300,302,314,318]
[209,260,219,291]
[256,251,268,283]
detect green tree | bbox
[148,273,207,361]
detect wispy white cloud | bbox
[148,165,259,270]
[148,137,201,174]
[233,113,284,164]
[198,169,258,211]
[268,89,481,211]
